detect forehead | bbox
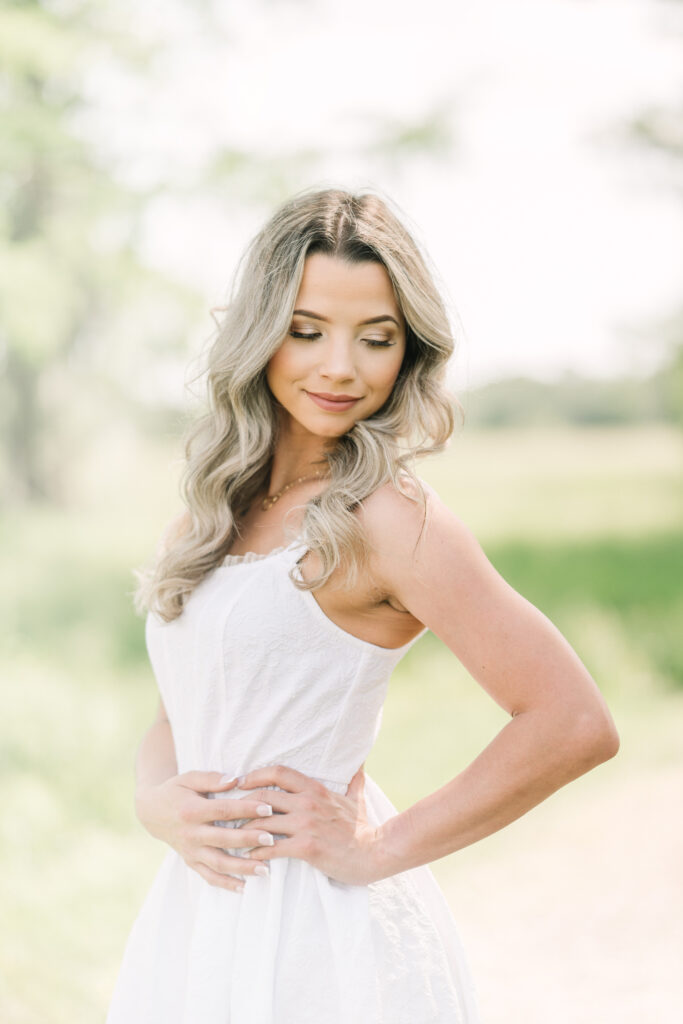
[295,253,402,320]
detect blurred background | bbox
[1,0,681,1020]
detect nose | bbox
[318,335,356,382]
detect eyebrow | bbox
[292,309,400,327]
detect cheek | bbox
[369,350,405,392]
[266,343,299,391]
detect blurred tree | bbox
[0,0,201,503]
[463,367,678,429]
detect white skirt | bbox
[106,773,480,1023]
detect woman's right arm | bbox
[133,696,179,823]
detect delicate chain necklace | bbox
[261,470,330,511]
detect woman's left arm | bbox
[364,479,620,880]
[237,480,619,885]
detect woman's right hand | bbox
[134,770,276,893]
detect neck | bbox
[267,436,333,497]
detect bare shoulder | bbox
[359,471,427,530]
[358,471,476,566]
[357,470,501,622]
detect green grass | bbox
[419,424,683,543]
[486,533,683,694]
[1,425,682,1021]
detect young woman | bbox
[106,187,619,1023]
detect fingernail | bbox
[235,883,245,893]
[220,775,236,785]
[258,833,275,846]
[237,775,247,786]
[254,864,269,877]
[256,804,272,817]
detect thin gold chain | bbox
[261,470,330,511]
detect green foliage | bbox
[0,1,202,503]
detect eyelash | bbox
[289,331,394,348]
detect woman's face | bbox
[266,253,407,440]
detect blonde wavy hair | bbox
[135,185,461,622]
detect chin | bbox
[309,422,353,439]
[295,408,363,437]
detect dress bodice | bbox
[145,538,427,785]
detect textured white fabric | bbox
[106,538,481,1023]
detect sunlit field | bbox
[2,425,681,1022]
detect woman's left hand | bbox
[234,764,383,886]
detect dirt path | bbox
[435,759,682,1023]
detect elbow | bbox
[569,706,620,768]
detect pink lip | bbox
[310,391,360,400]
[305,391,362,412]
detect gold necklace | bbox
[261,470,330,511]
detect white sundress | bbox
[106,537,481,1023]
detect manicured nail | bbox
[235,883,245,893]
[237,775,247,786]
[256,804,272,817]
[220,775,236,785]
[258,833,274,846]
[254,864,269,877]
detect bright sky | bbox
[84,0,682,388]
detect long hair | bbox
[135,186,461,622]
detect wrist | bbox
[367,819,404,882]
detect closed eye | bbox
[289,330,395,348]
